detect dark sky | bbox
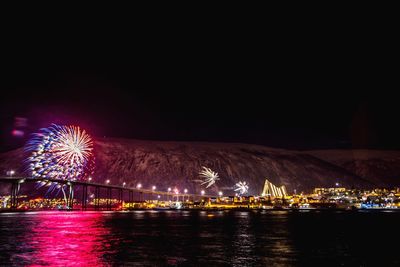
[0,28,398,152]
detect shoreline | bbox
[2,207,400,213]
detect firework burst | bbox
[25,124,94,181]
[199,166,219,188]
[234,181,249,195]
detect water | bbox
[0,210,399,266]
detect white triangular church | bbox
[261,179,287,197]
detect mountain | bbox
[306,150,400,188]
[0,138,387,195]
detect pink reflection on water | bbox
[19,212,112,267]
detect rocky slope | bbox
[0,138,384,195]
[306,150,400,188]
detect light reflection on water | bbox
[4,212,111,266]
[1,210,400,266]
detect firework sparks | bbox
[234,181,249,195]
[199,166,219,188]
[25,124,94,181]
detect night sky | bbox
[1,35,398,152]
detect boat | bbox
[169,202,183,210]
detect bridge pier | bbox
[82,185,88,211]
[10,182,19,210]
[94,186,100,210]
[129,190,133,209]
[118,189,123,208]
[67,184,74,210]
[106,187,112,211]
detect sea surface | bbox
[0,210,399,266]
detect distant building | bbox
[261,179,287,198]
[314,187,346,195]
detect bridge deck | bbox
[0,177,216,198]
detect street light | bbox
[201,190,205,196]
[137,183,142,189]
[218,191,223,197]
[183,189,188,202]
[105,179,110,184]
[88,177,92,182]
[7,170,15,177]
[184,189,188,194]
[123,182,126,187]
[335,182,340,187]
[152,185,156,190]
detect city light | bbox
[123,182,126,187]
[168,187,171,192]
[3,183,400,212]
[7,170,15,177]
[105,179,110,184]
[137,183,142,189]
[88,177,92,182]
[152,186,156,190]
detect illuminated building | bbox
[261,179,287,198]
[314,187,346,195]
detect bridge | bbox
[0,177,216,211]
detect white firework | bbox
[199,166,219,188]
[25,124,94,181]
[25,124,94,208]
[234,181,249,195]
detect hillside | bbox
[0,138,381,195]
[306,150,400,188]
